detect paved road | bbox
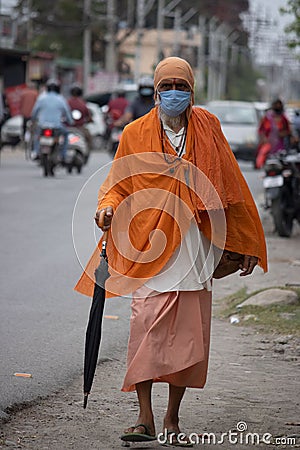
[0,147,131,417]
[0,148,298,420]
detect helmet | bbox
[46,78,60,93]
[271,98,284,114]
[138,76,154,97]
[138,76,154,88]
[70,84,83,97]
[116,88,126,97]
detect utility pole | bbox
[219,30,239,98]
[196,16,206,97]
[105,0,117,74]
[156,0,181,62]
[160,2,196,59]
[172,8,181,56]
[83,0,91,95]
[156,0,165,61]
[207,17,217,101]
[207,19,235,101]
[134,0,145,82]
[26,0,32,49]
[127,0,135,28]
[178,7,197,58]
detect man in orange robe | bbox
[75,57,267,445]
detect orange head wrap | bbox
[154,56,195,114]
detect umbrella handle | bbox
[101,230,108,258]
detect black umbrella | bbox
[83,231,110,408]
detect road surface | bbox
[0,148,295,420]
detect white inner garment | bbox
[163,124,186,155]
[145,121,215,292]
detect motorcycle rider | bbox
[31,79,74,162]
[256,99,292,169]
[293,110,300,143]
[68,84,93,151]
[114,76,155,126]
[107,88,129,122]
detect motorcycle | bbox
[67,109,91,165]
[101,105,126,154]
[64,127,88,174]
[263,149,300,237]
[39,127,62,177]
[107,125,123,156]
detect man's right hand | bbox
[94,206,113,231]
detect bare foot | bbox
[163,417,180,434]
[123,426,135,434]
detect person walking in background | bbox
[19,82,38,139]
[256,98,292,168]
[75,57,267,446]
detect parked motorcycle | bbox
[263,149,300,237]
[39,127,62,177]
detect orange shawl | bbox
[75,107,267,298]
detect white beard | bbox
[156,102,186,131]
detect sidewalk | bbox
[1,214,299,449]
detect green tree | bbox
[280,0,300,49]
[16,0,250,60]
[16,0,107,59]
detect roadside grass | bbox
[215,287,300,336]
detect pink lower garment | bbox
[122,286,212,392]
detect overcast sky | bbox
[0,0,17,15]
[249,0,293,30]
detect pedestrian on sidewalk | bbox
[75,57,267,446]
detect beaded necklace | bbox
[160,120,188,172]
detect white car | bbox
[1,115,23,146]
[205,100,260,162]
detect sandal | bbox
[120,423,156,442]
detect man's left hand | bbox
[240,255,258,276]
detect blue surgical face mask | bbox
[140,87,154,97]
[159,90,191,117]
